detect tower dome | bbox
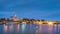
[13,13,18,21]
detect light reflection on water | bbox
[21,23,26,32]
[17,24,20,32]
[58,24,60,32]
[4,24,8,33]
[1,23,60,34]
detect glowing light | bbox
[13,13,18,21]
[48,22,53,25]
[22,22,25,24]
[4,24,8,32]
[21,23,26,32]
[39,22,43,24]
[39,23,43,24]
[22,22,25,23]
[17,24,20,32]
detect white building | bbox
[13,13,18,21]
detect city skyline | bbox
[0,0,60,20]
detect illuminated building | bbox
[13,13,18,21]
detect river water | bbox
[0,23,60,34]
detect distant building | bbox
[13,13,18,21]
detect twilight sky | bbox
[0,0,60,20]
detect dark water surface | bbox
[0,23,60,34]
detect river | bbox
[0,23,60,34]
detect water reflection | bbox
[48,24,53,34]
[36,24,59,34]
[56,24,58,34]
[58,24,60,32]
[17,24,20,32]
[21,23,26,32]
[38,24,42,33]
[4,24,8,33]
[3,23,60,34]
[53,24,56,32]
